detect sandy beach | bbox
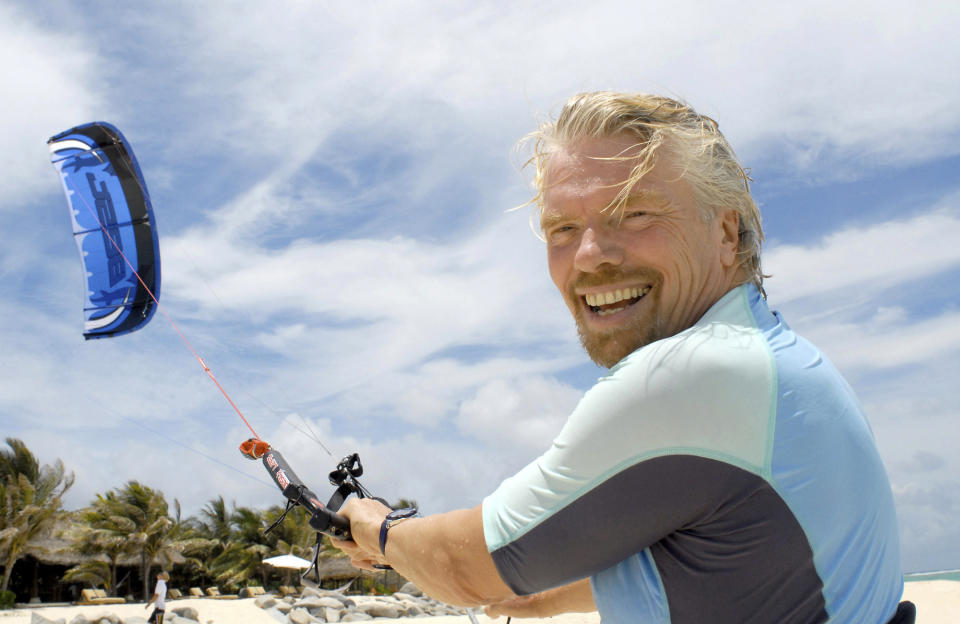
[0,581,955,623]
[0,596,601,624]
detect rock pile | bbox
[30,607,197,624]
[29,605,202,624]
[28,583,477,624]
[256,583,477,622]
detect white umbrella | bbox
[263,554,313,570]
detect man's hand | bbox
[334,497,392,570]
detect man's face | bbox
[543,135,739,367]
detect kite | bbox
[48,121,161,339]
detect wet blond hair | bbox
[523,91,766,294]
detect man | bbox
[145,570,169,624]
[338,91,905,623]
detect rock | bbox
[68,615,89,624]
[274,602,292,614]
[355,601,400,619]
[401,604,424,617]
[297,589,353,608]
[394,596,431,613]
[92,614,120,624]
[294,596,344,610]
[398,582,422,596]
[255,595,277,609]
[299,587,323,599]
[321,607,340,623]
[333,596,354,609]
[287,607,318,624]
[339,614,372,622]
[30,614,65,624]
[123,618,150,624]
[170,606,199,621]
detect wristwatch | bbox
[379,507,419,555]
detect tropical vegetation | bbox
[0,438,74,595]
[0,438,412,604]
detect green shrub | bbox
[0,590,16,610]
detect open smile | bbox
[582,285,652,316]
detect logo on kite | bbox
[48,122,161,340]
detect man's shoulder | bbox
[612,322,771,392]
[612,284,769,374]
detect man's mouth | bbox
[583,286,651,316]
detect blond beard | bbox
[574,307,668,368]
[569,268,666,367]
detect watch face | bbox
[387,507,418,520]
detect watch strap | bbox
[378,507,418,555]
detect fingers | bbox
[334,534,388,571]
[337,498,391,555]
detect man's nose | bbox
[574,226,623,272]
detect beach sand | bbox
[0,581,954,623]
[0,596,600,624]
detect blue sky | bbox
[1,1,958,574]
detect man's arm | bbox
[337,499,514,607]
[485,578,595,618]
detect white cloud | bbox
[457,376,582,452]
[0,4,102,206]
[803,308,960,372]
[74,1,951,205]
[765,195,960,305]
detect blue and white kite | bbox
[48,122,161,339]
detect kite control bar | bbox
[239,439,384,541]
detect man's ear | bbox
[717,209,740,268]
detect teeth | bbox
[585,286,650,307]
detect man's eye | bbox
[619,211,650,227]
[548,225,577,242]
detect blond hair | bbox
[523,91,766,294]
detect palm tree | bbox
[266,505,321,560]
[209,505,271,589]
[198,497,232,545]
[89,481,202,600]
[61,560,112,590]
[0,438,74,594]
[65,493,144,593]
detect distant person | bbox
[336,91,908,623]
[145,570,169,624]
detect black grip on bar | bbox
[262,449,352,540]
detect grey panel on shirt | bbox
[490,455,827,624]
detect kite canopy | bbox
[48,122,161,340]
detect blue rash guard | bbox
[482,284,903,623]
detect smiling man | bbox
[337,92,909,624]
